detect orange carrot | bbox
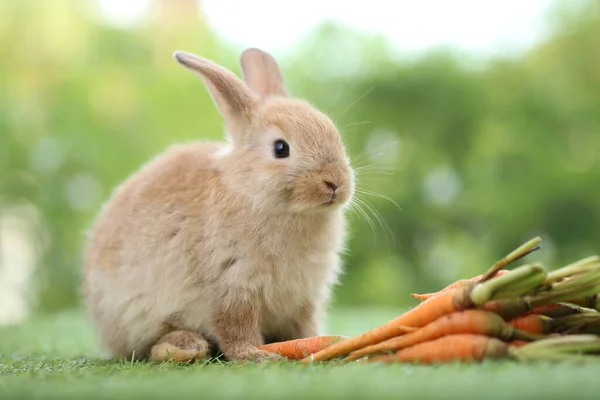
[303,286,476,363]
[367,334,510,364]
[411,270,511,301]
[257,335,349,359]
[507,314,554,335]
[304,239,544,363]
[344,309,537,361]
[410,280,472,301]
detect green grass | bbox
[2,309,600,400]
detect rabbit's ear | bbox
[174,51,258,136]
[240,48,288,99]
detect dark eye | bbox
[273,139,290,158]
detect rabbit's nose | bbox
[324,181,338,193]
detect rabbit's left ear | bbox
[240,48,288,99]
[174,50,258,141]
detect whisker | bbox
[352,154,390,171]
[350,141,400,168]
[348,198,376,237]
[355,188,403,212]
[347,200,378,254]
[354,166,397,176]
[355,173,396,181]
[338,87,374,118]
[356,176,395,185]
[354,195,397,250]
[341,121,372,133]
[352,197,380,236]
[354,164,397,171]
[351,197,386,252]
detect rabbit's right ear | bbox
[174,51,258,140]
[240,48,288,99]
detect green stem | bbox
[551,267,600,292]
[545,256,600,284]
[553,313,600,330]
[470,264,545,305]
[479,237,542,283]
[531,284,600,308]
[527,268,600,308]
[492,267,547,300]
[520,342,600,355]
[516,334,600,352]
[512,349,600,363]
[511,335,600,362]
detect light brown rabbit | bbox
[83,48,355,363]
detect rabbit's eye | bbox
[273,139,290,158]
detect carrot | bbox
[302,286,474,363]
[410,277,480,301]
[257,335,349,359]
[370,334,600,364]
[303,239,543,364]
[411,270,511,301]
[343,309,538,361]
[410,282,470,301]
[367,334,510,364]
[507,314,554,334]
[304,263,546,363]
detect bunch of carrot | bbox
[281,237,600,364]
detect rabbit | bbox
[82,47,355,363]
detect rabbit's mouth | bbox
[323,193,337,206]
[289,172,352,211]
[321,180,340,206]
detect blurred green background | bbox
[1,0,599,325]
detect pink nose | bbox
[324,181,338,193]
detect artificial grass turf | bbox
[1,309,600,400]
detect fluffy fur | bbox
[83,48,355,362]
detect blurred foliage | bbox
[1,0,600,315]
